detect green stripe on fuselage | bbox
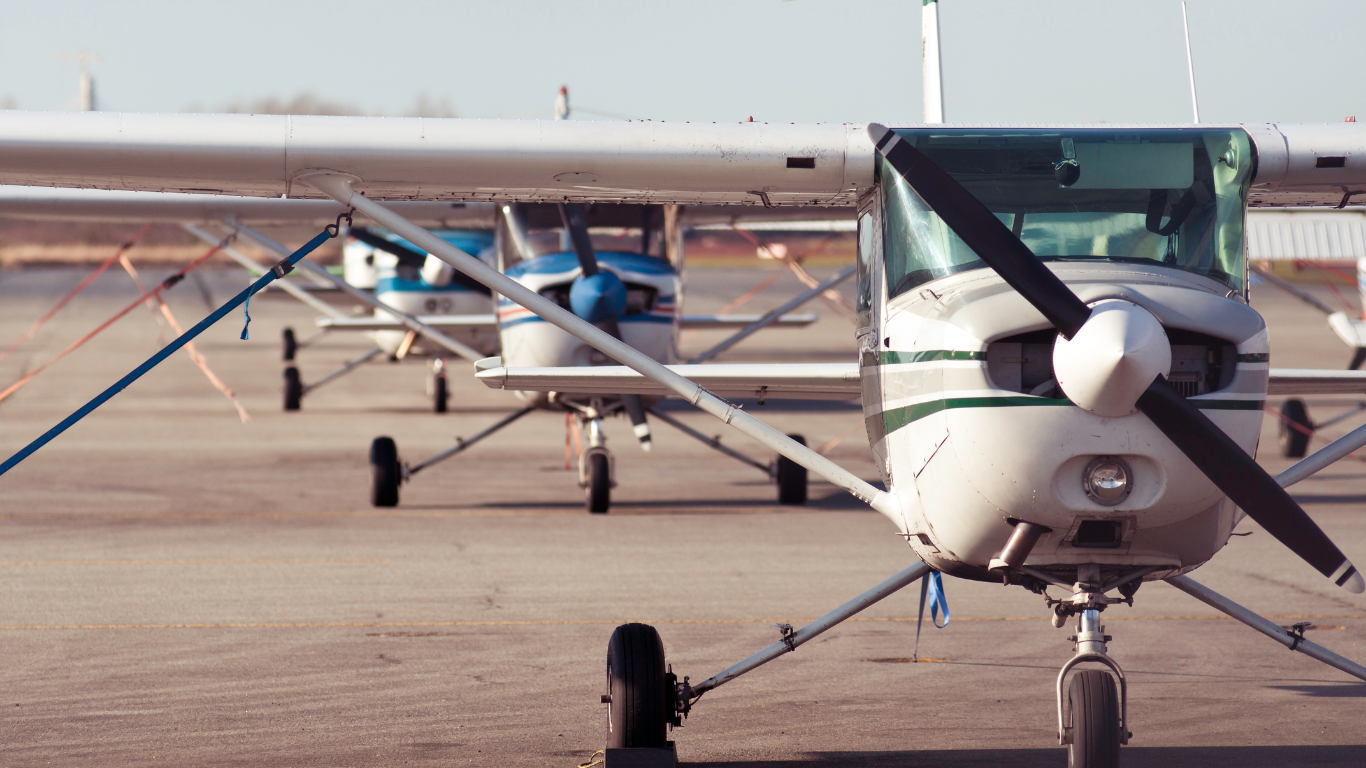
[878,350,985,365]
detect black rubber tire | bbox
[587,452,610,514]
[369,436,401,508]
[776,434,808,505]
[283,366,303,412]
[1278,399,1312,458]
[605,623,669,750]
[1067,670,1121,768]
[433,374,448,414]
[282,328,297,362]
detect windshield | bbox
[882,128,1253,299]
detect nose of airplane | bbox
[569,270,628,324]
[1053,300,1171,418]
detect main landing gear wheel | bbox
[281,328,297,361]
[283,366,302,411]
[605,623,670,749]
[587,451,611,514]
[1067,670,1121,768]
[775,434,808,505]
[1278,398,1312,458]
[432,373,448,414]
[370,436,401,508]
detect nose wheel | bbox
[1066,670,1121,768]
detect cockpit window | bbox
[881,128,1253,299]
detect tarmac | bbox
[0,261,1362,767]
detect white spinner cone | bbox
[1053,300,1171,418]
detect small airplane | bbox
[6,108,1366,768]
[0,188,840,513]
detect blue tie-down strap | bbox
[912,570,949,662]
[926,570,950,628]
[0,227,336,478]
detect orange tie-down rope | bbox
[0,224,154,366]
[0,238,229,407]
[117,254,249,422]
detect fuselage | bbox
[858,126,1262,584]
[345,229,501,358]
[499,251,681,408]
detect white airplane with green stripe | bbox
[3,106,1366,763]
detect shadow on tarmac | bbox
[689,745,1366,767]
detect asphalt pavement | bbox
[0,262,1361,767]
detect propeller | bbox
[557,203,653,451]
[869,124,1363,593]
[349,228,492,296]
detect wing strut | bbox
[1166,575,1366,681]
[686,265,854,364]
[303,174,903,525]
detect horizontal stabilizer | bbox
[475,362,860,400]
[677,313,817,330]
[1268,368,1366,395]
[317,315,496,331]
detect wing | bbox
[677,313,817,330]
[1269,368,1366,394]
[475,361,861,400]
[0,113,1361,207]
[0,185,492,225]
[317,315,497,332]
[0,113,873,205]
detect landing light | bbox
[1084,457,1131,506]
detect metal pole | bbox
[305,175,900,523]
[1166,574,1366,681]
[300,346,384,395]
[686,265,856,364]
[228,219,487,362]
[647,406,770,474]
[407,406,536,476]
[689,561,931,697]
[182,224,347,320]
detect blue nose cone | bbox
[569,271,627,324]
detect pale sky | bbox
[1,0,1361,125]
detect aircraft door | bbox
[856,205,891,481]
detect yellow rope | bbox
[577,749,605,768]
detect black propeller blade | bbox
[349,227,492,296]
[557,203,652,450]
[559,203,601,277]
[869,124,1361,592]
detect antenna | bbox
[57,49,101,112]
[922,0,944,123]
[1181,2,1200,124]
[554,85,570,121]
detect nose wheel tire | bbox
[605,623,670,750]
[282,328,297,361]
[283,366,302,411]
[433,374,448,413]
[586,451,611,514]
[370,436,401,508]
[775,434,808,505]
[1278,399,1312,458]
[1067,670,1121,768]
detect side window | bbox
[856,211,875,330]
